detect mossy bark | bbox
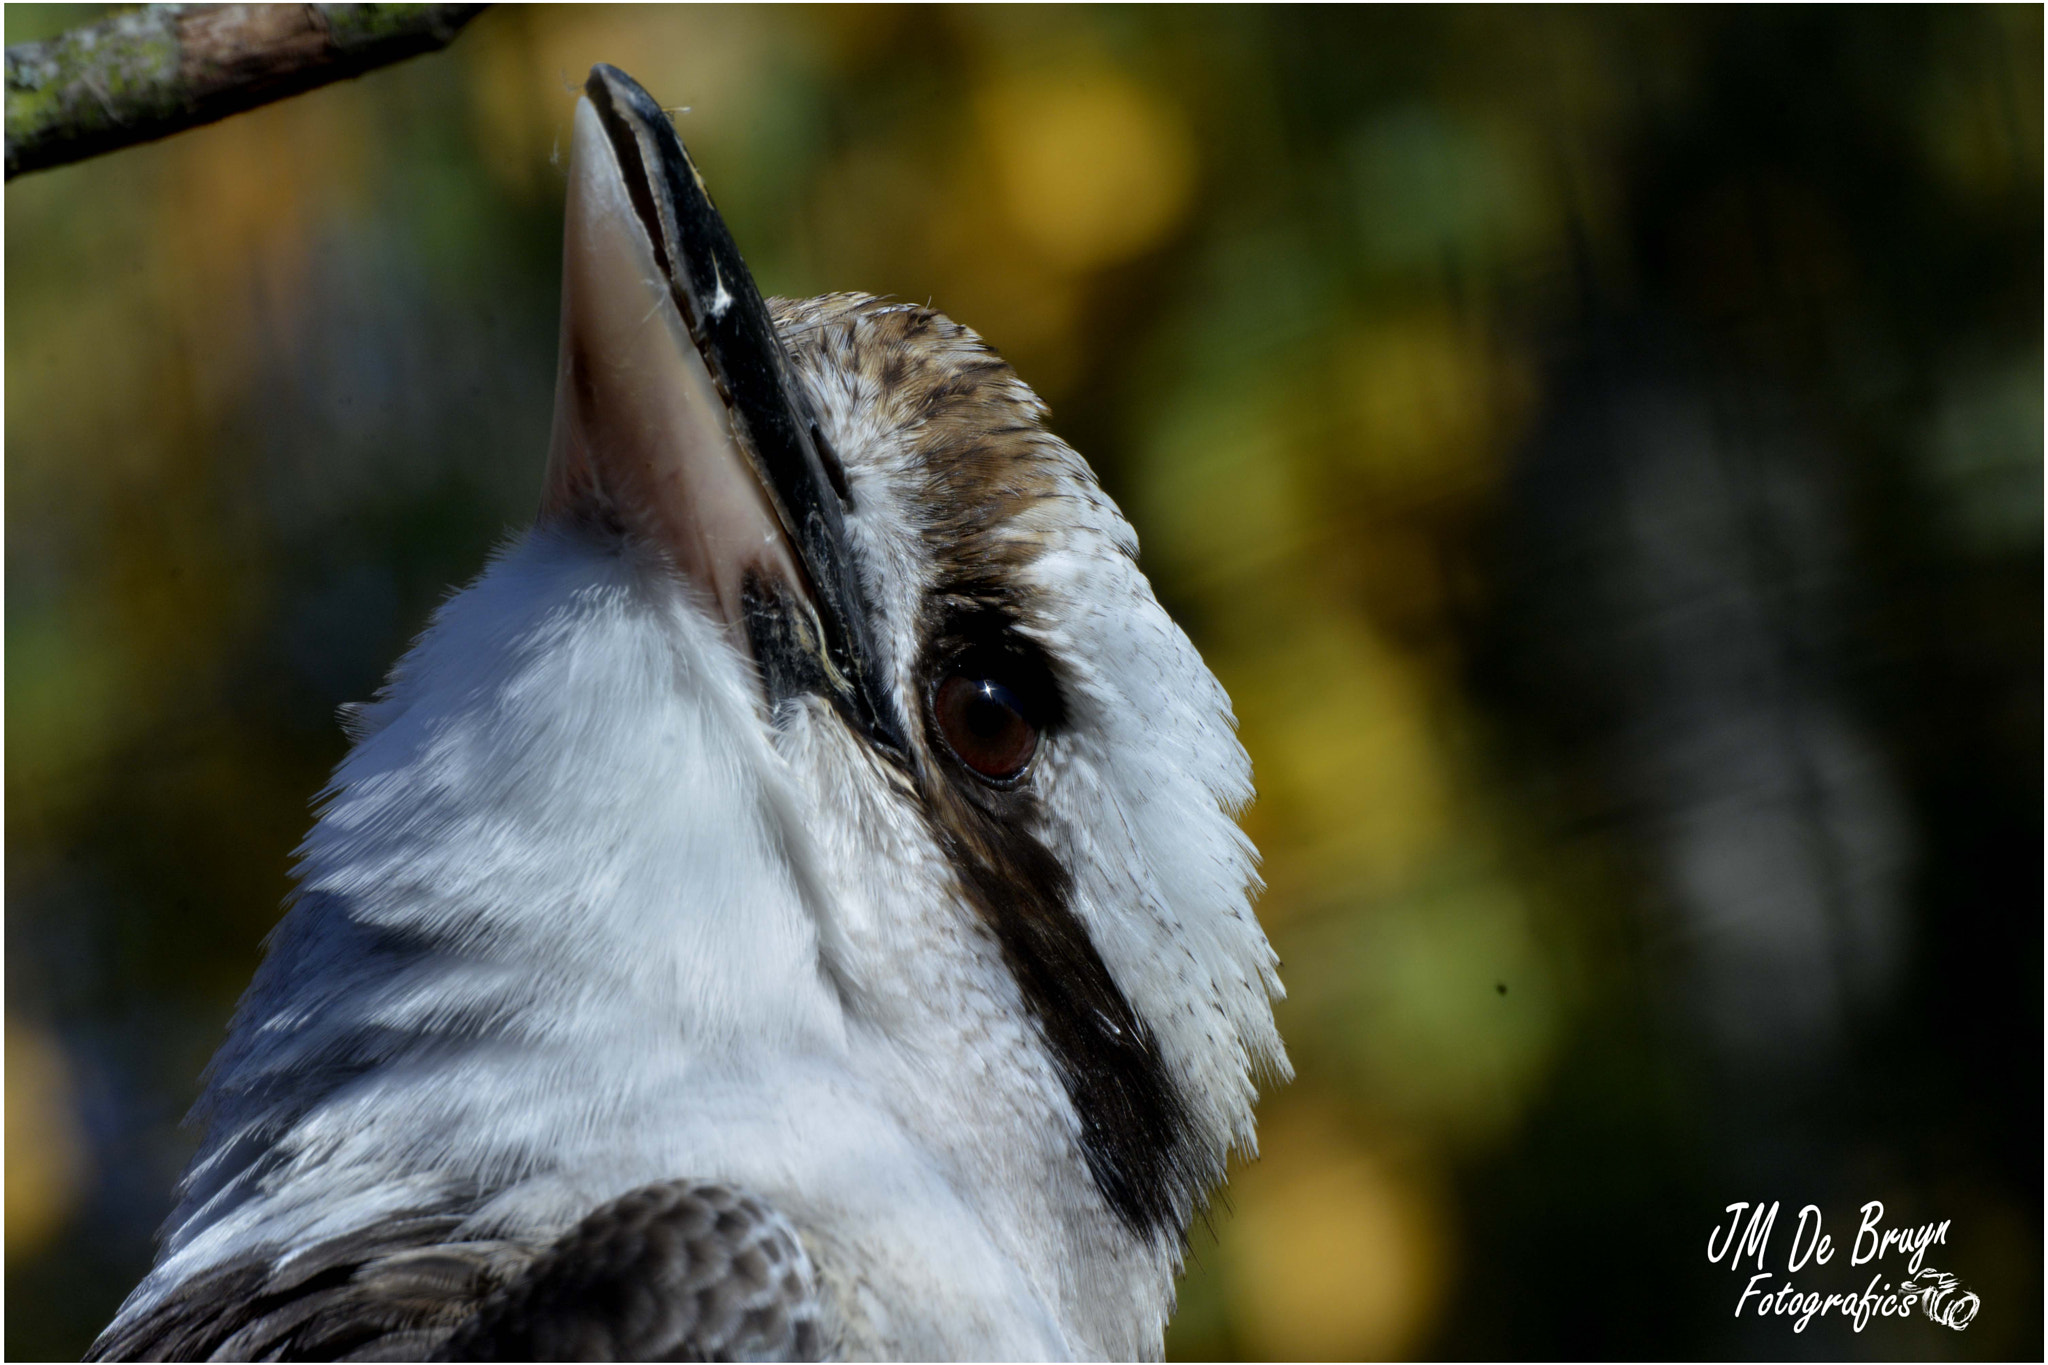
[5,4,485,179]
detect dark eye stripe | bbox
[911,603,1195,1244]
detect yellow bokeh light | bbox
[977,68,1196,273]
[1224,1101,1446,1360]
[1227,609,1454,917]
[461,7,791,201]
[6,1021,88,1254]
[1337,313,1517,498]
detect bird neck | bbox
[167,531,845,1247]
[156,530,1177,1358]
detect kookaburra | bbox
[90,64,1286,1362]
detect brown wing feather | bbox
[85,1212,535,1363]
[86,1184,831,1363]
[435,1182,833,1363]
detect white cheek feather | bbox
[802,346,936,713]
[1021,532,1290,1153]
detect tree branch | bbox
[5,4,486,179]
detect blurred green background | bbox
[6,5,2040,1359]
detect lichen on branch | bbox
[5,4,486,179]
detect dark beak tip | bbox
[585,62,645,110]
[587,64,700,170]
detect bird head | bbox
[162,63,1285,1358]
[523,63,1288,1245]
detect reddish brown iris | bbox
[935,674,1038,780]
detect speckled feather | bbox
[438,1182,831,1362]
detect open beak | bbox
[543,63,905,759]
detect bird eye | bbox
[934,674,1039,781]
